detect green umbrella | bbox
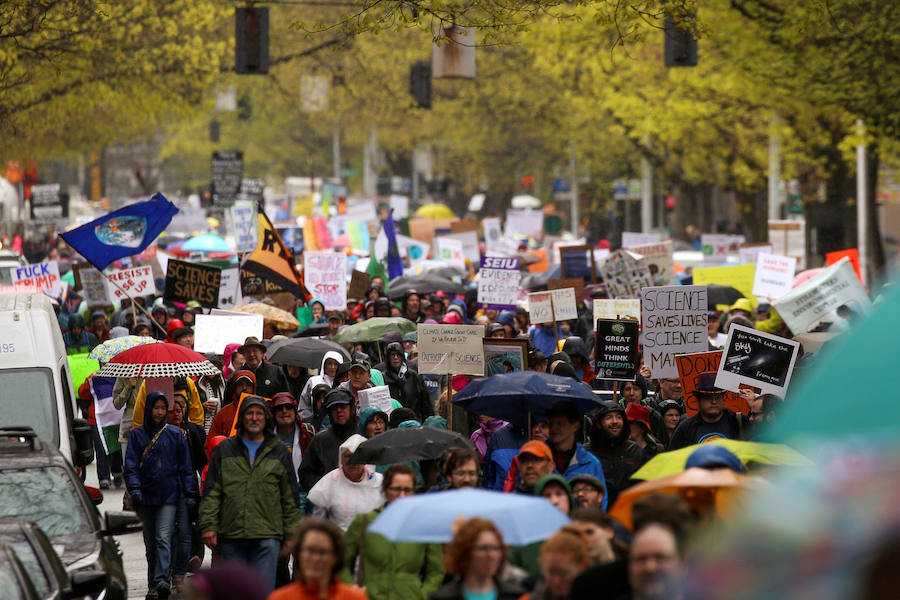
[332,317,416,343]
[762,282,897,444]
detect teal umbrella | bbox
[181,233,233,253]
[89,335,159,363]
[332,317,416,343]
[762,282,897,444]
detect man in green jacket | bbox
[199,395,301,594]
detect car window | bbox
[0,560,25,600]
[0,538,49,596]
[0,468,90,536]
[0,368,59,446]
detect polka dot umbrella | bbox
[94,342,219,378]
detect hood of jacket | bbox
[319,350,345,383]
[143,391,169,436]
[357,406,388,436]
[562,336,591,363]
[534,472,575,509]
[235,395,272,435]
[590,401,631,448]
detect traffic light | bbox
[664,15,697,67]
[235,6,269,74]
[410,61,432,109]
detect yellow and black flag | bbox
[240,212,311,300]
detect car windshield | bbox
[0,468,90,536]
[0,368,58,446]
[0,538,49,596]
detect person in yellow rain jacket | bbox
[132,376,205,429]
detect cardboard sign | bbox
[549,288,578,321]
[408,217,457,246]
[105,265,156,303]
[715,325,800,397]
[622,232,661,248]
[773,257,871,334]
[435,237,466,270]
[825,248,862,283]
[304,252,348,311]
[739,243,773,265]
[752,253,797,299]
[10,261,62,298]
[641,285,708,379]
[482,217,503,252]
[193,313,264,354]
[218,268,242,309]
[593,299,641,322]
[478,256,521,310]
[768,219,806,270]
[628,241,674,286]
[163,260,221,308]
[594,319,639,381]
[692,264,756,306]
[548,278,584,305]
[347,270,371,301]
[701,234,732,264]
[358,385,394,414]
[528,291,554,324]
[230,200,259,253]
[598,250,654,299]
[417,324,485,376]
[675,351,748,417]
[79,268,112,307]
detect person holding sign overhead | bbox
[667,372,750,450]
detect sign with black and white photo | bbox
[30,183,68,220]
[164,259,222,308]
[714,324,800,396]
[211,151,244,212]
[594,319,640,381]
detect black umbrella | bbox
[347,426,474,465]
[386,274,467,301]
[520,263,561,291]
[706,284,745,309]
[267,337,350,369]
[420,266,467,281]
[291,322,330,338]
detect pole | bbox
[569,141,579,235]
[768,118,781,221]
[332,119,341,180]
[447,374,454,431]
[641,153,652,233]
[856,118,869,287]
[104,274,168,338]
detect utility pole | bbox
[363,126,377,198]
[856,118,868,287]
[768,120,781,221]
[569,141,579,235]
[641,153,653,233]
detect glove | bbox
[185,497,197,509]
[130,491,143,506]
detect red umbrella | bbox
[95,342,219,378]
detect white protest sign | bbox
[218,268,242,309]
[594,299,641,322]
[417,324,485,376]
[752,253,797,299]
[641,285,708,378]
[304,252,348,310]
[193,313,264,354]
[598,250,654,299]
[345,200,378,223]
[527,291,554,324]
[478,256,521,310]
[550,287,578,321]
[79,268,110,307]
[504,209,543,239]
[230,201,258,253]
[715,324,800,396]
[483,217,503,252]
[772,257,870,334]
[768,219,806,269]
[389,195,409,219]
[442,230,480,267]
[435,237,466,270]
[104,266,156,303]
[628,241,675,286]
[739,244,773,265]
[622,232,661,248]
[10,261,62,298]
[358,385,394,414]
[701,234,732,264]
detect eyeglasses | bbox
[274,405,295,412]
[387,486,415,493]
[572,485,599,495]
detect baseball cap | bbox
[324,389,354,410]
[518,440,553,461]
[272,392,298,409]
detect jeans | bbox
[173,501,192,577]
[91,425,122,483]
[219,538,281,594]
[136,504,177,589]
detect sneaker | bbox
[156,583,170,600]
[113,474,123,488]
[99,480,111,490]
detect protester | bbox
[585,401,644,507]
[431,447,481,491]
[569,474,606,509]
[561,337,595,383]
[520,526,590,600]
[667,372,750,450]
[625,403,665,460]
[658,400,684,447]
[650,377,683,413]
[544,402,607,500]
[300,351,345,419]
[283,364,310,402]
[506,441,555,494]
[238,336,289,399]
[300,389,360,492]
[150,305,169,340]
[79,372,122,490]
[209,370,256,438]
[172,326,194,348]
[222,343,244,381]
[199,396,301,594]
[684,444,744,473]
[196,372,225,434]
[339,357,376,405]
[342,464,444,598]
[113,375,142,456]
[357,407,388,438]
[748,392,782,434]
[271,392,315,476]
[470,415,508,460]
[63,313,98,354]
[485,420,549,491]
[87,310,111,343]
[182,563,268,600]
[535,473,575,515]
[627,522,685,600]
[707,311,727,349]
[570,507,617,566]
[380,342,433,421]
[132,376,205,431]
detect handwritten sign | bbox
[193,313,264,354]
[527,291,554,324]
[676,351,748,417]
[701,234,732,264]
[593,299,641,322]
[304,252,348,310]
[752,253,797,299]
[218,268,242,309]
[105,266,156,303]
[478,256,521,310]
[549,288,578,321]
[435,237,466,270]
[163,260,221,308]
[230,200,259,253]
[594,319,639,381]
[598,250,654,299]
[10,261,62,298]
[417,324,485,376]
[358,385,394,414]
[548,278,584,305]
[768,219,806,270]
[715,325,800,397]
[641,285,708,379]
[504,209,543,239]
[79,268,111,307]
[628,241,674,286]
[483,217,503,251]
[693,264,756,307]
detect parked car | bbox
[0,249,27,287]
[0,428,131,600]
[0,542,40,600]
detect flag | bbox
[60,193,178,271]
[91,375,124,455]
[242,211,310,300]
[384,210,404,280]
[366,253,388,288]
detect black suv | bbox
[0,428,130,600]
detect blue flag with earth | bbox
[60,193,178,271]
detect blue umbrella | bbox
[452,370,601,427]
[181,233,233,253]
[368,488,570,545]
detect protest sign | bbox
[482,217,503,252]
[193,313,264,354]
[10,261,62,298]
[526,248,550,273]
[304,252,348,310]
[825,248,862,283]
[389,195,409,219]
[622,232,661,248]
[768,219,806,269]
[548,278,584,304]
[550,287,578,321]
[230,200,259,253]
[483,338,528,376]
[773,257,871,334]
[345,201,378,224]
[79,268,112,307]
[238,178,265,207]
[715,325,800,396]
[30,183,68,221]
[560,245,596,282]
[739,243,773,265]
[641,285,708,379]
[594,320,639,381]
[358,385,394,414]
[752,253,797,299]
[527,291,554,324]
[628,241,674,286]
[211,150,243,214]
[593,298,641,322]
[504,209,543,239]
[435,237,466,270]
[598,250,654,299]
[676,351,748,417]
[348,270,370,301]
[408,218,457,247]
[701,234,732,263]
[218,268,241,309]
[692,264,756,306]
[442,230,480,267]
[417,324,485,376]
[105,265,156,303]
[163,260,221,308]
[478,256,521,310]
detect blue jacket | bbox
[561,443,608,510]
[484,424,528,491]
[124,392,197,506]
[528,325,559,358]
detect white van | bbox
[0,293,93,466]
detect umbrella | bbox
[291,322,331,338]
[385,274,467,300]
[452,371,602,428]
[267,337,350,369]
[88,335,159,363]
[705,284,745,308]
[414,204,456,219]
[95,342,219,378]
[792,267,826,289]
[415,263,467,281]
[332,317,417,344]
[348,426,474,465]
[510,194,542,209]
[368,487,570,546]
[181,233,234,254]
[609,467,766,530]
[520,263,562,291]
[631,439,813,481]
[231,302,301,330]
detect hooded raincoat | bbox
[300,351,346,419]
